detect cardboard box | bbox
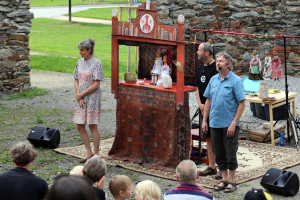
[248,124,285,143]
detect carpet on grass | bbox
[54,137,300,188]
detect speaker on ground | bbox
[260,168,299,196]
[27,126,60,148]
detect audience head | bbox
[70,165,84,176]
[10,141,37,167]
[244,188,273,200]
[176,160,198,184]
[135,180,161,200]
[46,175,98,200]
[109,175,132,199]
[83,155,106,184]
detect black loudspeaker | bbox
[260,168,299,196]
[27,126,60,148]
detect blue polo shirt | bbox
[203,71,245,128]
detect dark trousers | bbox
[211,127,239,170]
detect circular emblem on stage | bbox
[177,14,185,24]
[140,14,154,34]
[201,75,206,83]
[112,9,118,17]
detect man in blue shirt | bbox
[163,160,215,200]
[202,52,245,193]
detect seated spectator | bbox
[70,165,84,176]
[46,175,98,200]
[109,175,133,200]
[83,155,107,200]
[163,160,215,200]
[0,141,48,200]
[244,188,273,200]
[135,180,161,200]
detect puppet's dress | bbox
[264,56,272,78]
[249,57,263,80]
[270,56,284,80]
[73,57,105,124]
[157,64,170,86]
[152,57,163,75]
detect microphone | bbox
[218,66,222,71]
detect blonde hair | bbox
[109,175,132,198]
[70,165,84,176]
[135,180,161,200]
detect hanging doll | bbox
[270,48,284,81]
[264,47,272,79]
[156,55,170,86]
[249,50,263,80]
[150,50,163,85]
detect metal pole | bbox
[283,37,290,142]
[127,0,132,72]
[68,0,71,22]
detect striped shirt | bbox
[163,184,215,200]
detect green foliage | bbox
[68,7,136,21]
[30,0,128,7]
[30,18,137,79]
[35,114,44,123]
[5,87,47,100]
[0,137,12,141]
[4,122,14,127]
[65,124,73,131]
[57,118,65,124]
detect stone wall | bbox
[0,0,31,94]
[153,0,300,76]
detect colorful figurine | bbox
[150,50,163,85]
[249,50,263,80]
[156,55,170,86]
[264,47,272,79]
[270,48,284,81]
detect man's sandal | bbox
[213,180,228,191]
[224,182,237,193]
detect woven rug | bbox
[54,137,300,188]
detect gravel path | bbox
[1,70,300,199]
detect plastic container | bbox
[280,131,285,146]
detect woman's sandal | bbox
[223,182,237,193]
[213,180,228,191]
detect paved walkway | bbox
[51,16,112,25]
[30,4,127,18]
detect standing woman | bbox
[73,39,105,163]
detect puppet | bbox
[249,50,263,80]
[150,50,163,85]
[156,55,170,86]
[270,48,284,80]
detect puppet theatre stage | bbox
[54,137,300,188]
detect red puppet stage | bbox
[108,1,197,170]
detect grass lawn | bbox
[30,0,128,7]
[30,18,137,78]
[66,7,136,21]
